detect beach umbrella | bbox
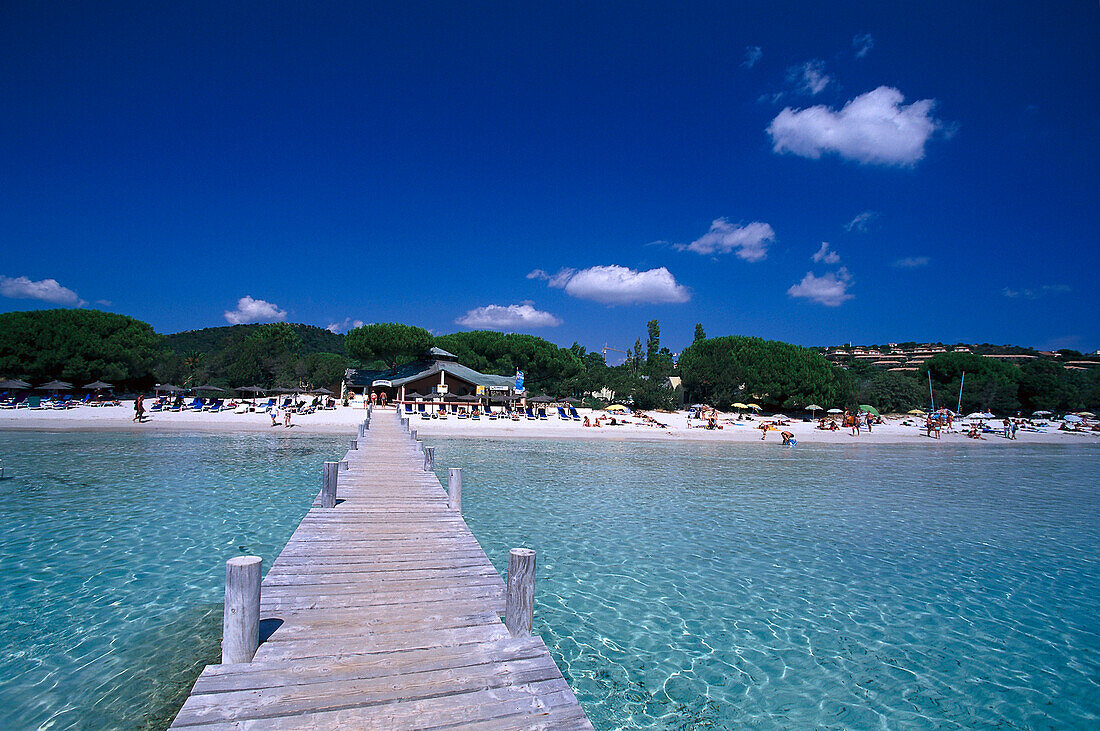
[83,380,113,390]
[528,395,555,403]
[827,408,842,414]
[0,378,31,390]
[37,380,72,391]
[270,387,298,394]
[1077,411,1096,418]
[561,396,580,404]
[194,385,227,393]
[155,384,183,394]
[404,391,425,399]
[805,404,823,418]
[311,387,334,395]
[771,413,790,421]
[858,405,881,417]
[908,409,927,415]
[606,404,629,412]
[1031,410,1052,416]
[1064,414,1083,423]
[746,403,762,411]
[966,411,994,420]
[731,402,748,409]
[236,385,266,393]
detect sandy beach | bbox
[1,401,1094,446]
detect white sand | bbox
[1,401,1093,446]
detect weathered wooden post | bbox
[339,460,349,471]
[321,461,339,508]
[448,468,462,512]
[410,428,417,442]
[505,548,535,637]
[350,439,358,451]
[423,446,434,471]
[357,423,364,438]
[415,439,423,453]
[222,556,262,663]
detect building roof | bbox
[345,358,514,389]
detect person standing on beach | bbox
[865,412,873,433]
[132,394,145,422]
[370,390,378,407]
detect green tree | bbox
[693,323,706,343]
[920,353,1021,414]
[0,309,161,385]
[645,320,660,366]
[345,323,433,370]
[679,335,850,410]
[433,331,582,395]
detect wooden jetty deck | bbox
[171,409,592,729]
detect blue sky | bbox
[2,2,1097,357]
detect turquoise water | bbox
[430,439,1100,729]
[1,433,1097,729]
[0,431,344,730]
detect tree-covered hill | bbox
[165,323,345,356]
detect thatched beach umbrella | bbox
[37,380,72,391]
[528,395,555,403]
[0,378,31,390]
[83,380,113,391]
[155,384,183,394]
[827,408,842,414]
[806,403,823,419]
[310,387,334,395]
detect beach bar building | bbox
[342,347,517,402]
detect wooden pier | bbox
[171,409,592,729]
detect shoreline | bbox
[2,402,1095,446]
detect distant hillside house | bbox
[343,347,516,401]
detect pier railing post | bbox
[448,468,462,512]
[321,461,339,508]
[505,548,535,637]
[339,460,349,472]
[423,446,434,471]
[222,556,262,663]
[357,423,364,438]
[410,428,417,442]
[350,439,358,451]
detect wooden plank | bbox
[170,413,591,729]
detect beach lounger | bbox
[404,404,413,414]
[27,396,44,410]
[208,399,223,413]
[557,406,569,420]
[471,410,480,420]
[525,407,537,420]
[568,407,582,421]
[537,407,548,420]
[189,398,204,411]
[1,395,26,409]
[484,407,496,420]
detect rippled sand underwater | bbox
[433,438,1100,729]
[0,431,347,729]
[1,433,1097,729]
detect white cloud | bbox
[853,33,874,59]
[789,60,831,95]
[767,86,944,166]
[788,268,854,306]
[1002,284,1071,299]
[326,317,366,333]
[893,256,930,268]
[682,219,776,261]
[456,303,562,330]
[0,275,85,306]
[527,268,575,287]
[742,46,763,69]
[545,265,690,305]
[812,242,840,264]
[224,296,287,325]
[845,210,879,231]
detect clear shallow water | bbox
[0,431,344,730]
[431,439,1100,730]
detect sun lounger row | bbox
[404,403,584,422]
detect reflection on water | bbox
[433,439,1100,730]
[0,431,344,730]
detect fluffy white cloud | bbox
[544,265,690,305]
[456,303,562,330]
[683,219,776,261]
[845,210,879,232]
[812,242,840,264]
[326,317,366,333]
[789,60,831,95]
[767,86,943,166]
[788,268,854,306]
[0,275,85,306]
[224,296,287,325]
[742,46,762,69]
[853,33,874,58]
[893,256,930,268]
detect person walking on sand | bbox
[1011,420,1018,440]
[370,390,378,408]
[865,412,873,433]
[132,394,145,422]
[284,408,292,427]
